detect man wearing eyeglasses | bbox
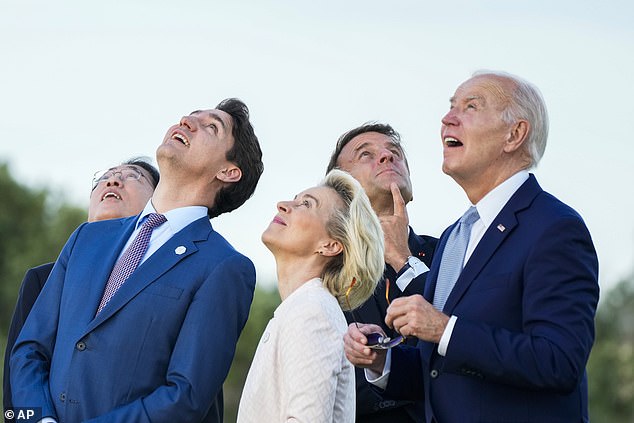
[327,123,437,423]
[3,157,158,417]
[10,99,264,423]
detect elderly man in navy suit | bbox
[10,98,263,423]
[344,71,599,423]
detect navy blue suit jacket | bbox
[3,262,54,414]
[346,230,437,423]
[386,175,599,423]
[10,215,255,423]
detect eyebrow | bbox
[449,95,486,104]
[353,140,402,155]
[294,193,321,207]
[190,110,228,132]
[352,142,372,155]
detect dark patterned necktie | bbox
[96,213,167,314]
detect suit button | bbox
[430,369,439,378]
[76,341,86,351]
[59,393,66,402]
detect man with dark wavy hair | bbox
[10,99,264,423]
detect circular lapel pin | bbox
[175,246,186,255]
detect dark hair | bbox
[124,156,160,188]
[326,122,406,174]
[209,98,264,218]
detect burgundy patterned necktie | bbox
[96,213,167,314]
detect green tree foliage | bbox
[0,161,86,404]
[588,274,634,422]
[0,162,86,334]
[224,285,281,422]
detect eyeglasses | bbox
[345,278,405,350]
[92,166,147,189]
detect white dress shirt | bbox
[367,170,530,388]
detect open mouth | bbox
[102,192,121,201]
[172,132,190,146]
[444,136,463,147]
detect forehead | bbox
[453,75,514,108]
[107,165,141,173]
[190,109,233,132]
[341,131,401,155]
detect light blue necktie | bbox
[96,213,167,314]
[433,206,480,311]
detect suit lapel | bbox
[74,217,136,327]
[84,217,212,334]
[443,175,542,313]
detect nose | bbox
[378,148,395,164]
[179,115,198,131]
[105,173,123,187]
[277,201,290,213]
[441,108,459,127]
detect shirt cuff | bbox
[437,315,457,356]
[364,349,392,390]
[395,256,429,291]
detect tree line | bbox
[0,160,632,422]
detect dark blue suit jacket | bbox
[10,215,255,423]
[3,262,54,415]
[386,175,599,423]
[346,230,437,423]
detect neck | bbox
[274,254,325,301]
[151,179,218,214]
[459,164,524,204]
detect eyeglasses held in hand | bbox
[345,277,405,350]
[92,166,147,189]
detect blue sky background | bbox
[1,0,632,294]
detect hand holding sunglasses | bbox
[345,278,406,350]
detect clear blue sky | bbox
[1,0,633,294]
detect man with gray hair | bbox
[344,71,599,422]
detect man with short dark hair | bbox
[328,123,437,422]
[10,98,264,423]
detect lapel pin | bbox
[175,246,186,255]
[497,224,506,232]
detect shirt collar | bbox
[136,200,208,234]
[473,170,530,228]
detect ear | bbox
[216,165,242,183]
[319,239,343,257]
[503,120,530,153]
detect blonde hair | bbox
[320,169,385,310]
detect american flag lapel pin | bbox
[497,224,506,232]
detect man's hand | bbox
[380,183,412,271]
[343,323,388,374]
[385,295,450,343]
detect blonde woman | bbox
[237,169,384,422]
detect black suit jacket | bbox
[345,229,437,423]
[3,262,54,413]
